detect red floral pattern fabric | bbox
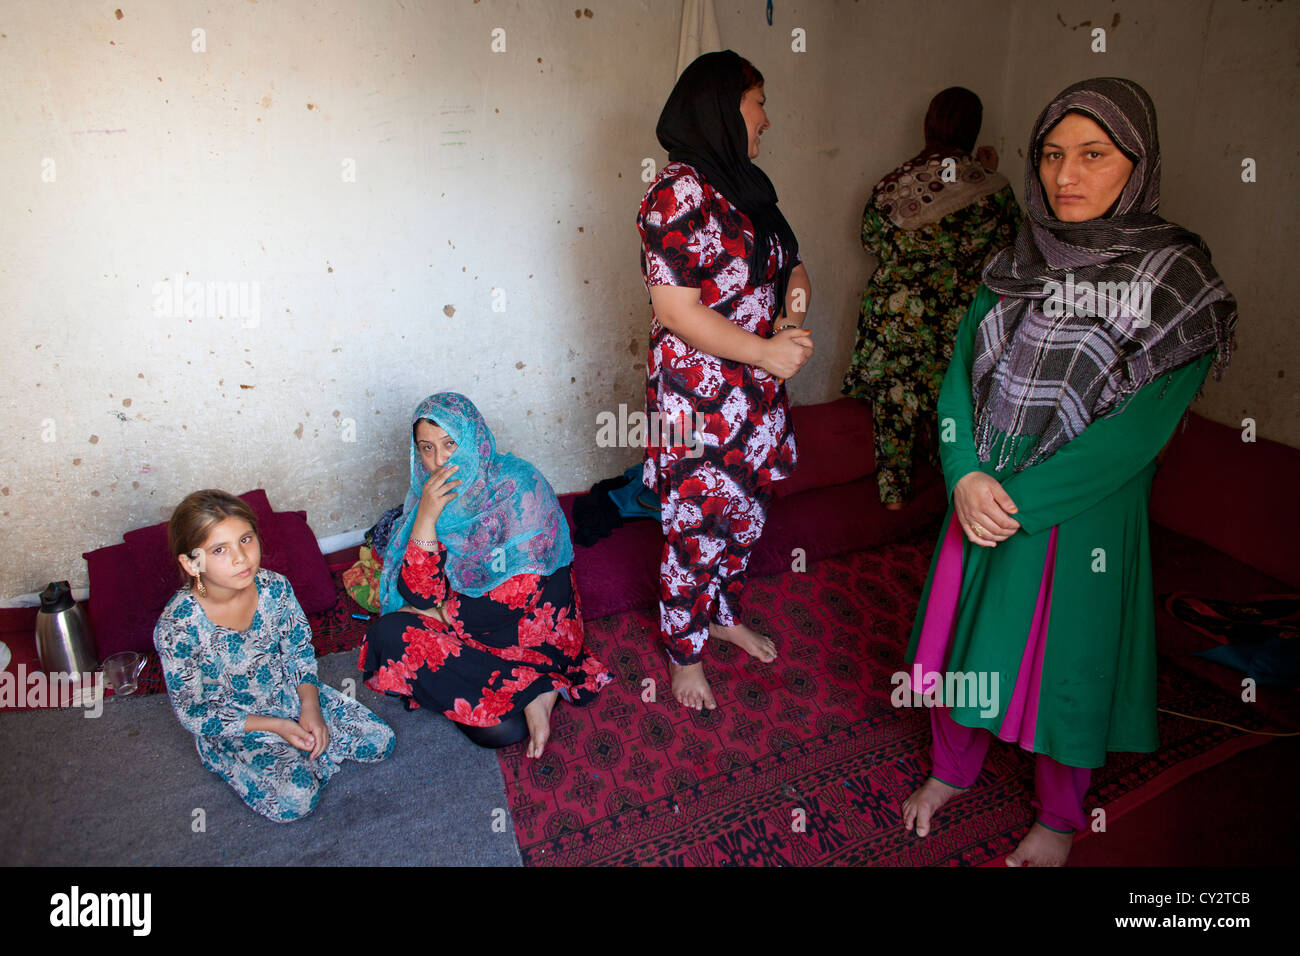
[637,161,797,496]
[359,542,609,725]
[636,161,798,664]
[401,544,450,603]
[487,574,541,611]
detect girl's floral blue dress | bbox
[154,570,395,822]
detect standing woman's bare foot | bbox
[709,621,777,663]
[1005,822,1074,867]
[523,690,559,758]
[668,659,717,710]
[901,776,964,837]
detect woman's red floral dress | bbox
[359,542,610,727]
[636,160,799,665]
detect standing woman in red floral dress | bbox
[636,51,813,710]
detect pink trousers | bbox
[930,705,1091,832]
[914,510,1091,833]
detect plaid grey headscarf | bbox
[974,77,1236,471]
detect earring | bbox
[195,573,207,597]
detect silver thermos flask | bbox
[35,581,98,676]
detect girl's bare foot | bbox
[901,776,964,837]
[668,659,717,710]
[523,690,559,758]
[709,621,777,663]
[1006,822,1074,866]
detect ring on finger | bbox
[971,522,986,538]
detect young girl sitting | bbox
[154,489,395,823]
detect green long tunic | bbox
[905,284,1213,768]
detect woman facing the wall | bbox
[843,86,1021,510]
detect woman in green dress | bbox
[899,77,1237,866]
[842,87,1021,509]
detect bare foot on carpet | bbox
[709,621,777,663]
[1006,822,1074,867]
[523,690,559,758]
[901,776,963,837]
[668,659,717,711]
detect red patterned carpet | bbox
[495,534,1294,866]
[5,538,1290,863]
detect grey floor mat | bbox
[0,651,522,866]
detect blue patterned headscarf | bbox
[378,393,573,611]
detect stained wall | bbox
[1,0,1293,600]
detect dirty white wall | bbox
[0,0,1294,601]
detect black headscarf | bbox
[923,86,983,154]
[655,50,800,306]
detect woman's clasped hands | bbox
[270,710,329,760]
[760,326,814,380]
[953,471,1020,547]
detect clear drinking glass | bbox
[101,651,145,696]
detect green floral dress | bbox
[842,185,1021,504]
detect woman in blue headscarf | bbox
[359,393,610,758]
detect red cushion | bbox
[1151,412,1300,588]
[260,511,337,614]
[560,494,661,620]
[752,465,946,576]
[772,398,876,498]
[82,542,152,659]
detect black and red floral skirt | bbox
[359,546,610,727]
